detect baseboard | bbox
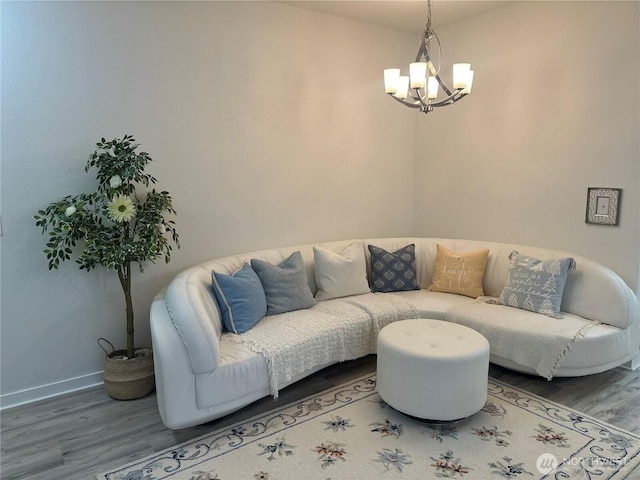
[0,371,104,410]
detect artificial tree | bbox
[34,135,179,359]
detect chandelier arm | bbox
[420,35,455,98]
[418,31,457,98]
[430,91,467,108]
[387,94,423,109]
[413,88,430,110]
[431,70,454,98]
[415,37,428,63]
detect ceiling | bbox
[280,1,518,34]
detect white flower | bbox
[107,194,136,223]
[109,175,122,188]
[65,205,76,217]
[108,146,116,157]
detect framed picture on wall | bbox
[585,187,621,225]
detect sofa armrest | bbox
[164,267,223,374]
[561,255,639,330]
[151,292,205,428]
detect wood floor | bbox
[1,356,638,480]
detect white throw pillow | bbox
[313,241,371,301]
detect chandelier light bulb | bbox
[461,70,474,94]
[384,68,400,94]
[395,76,410,99]
[453,63,471,89]
[409,62,427,89]
[427,76,439,99]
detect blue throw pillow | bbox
[211,263,267,333]
[368,244,420,292]
[251,251,317,316]
[496,251,576,318]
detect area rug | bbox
[99,374,640,480]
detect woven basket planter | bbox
[99,338,155,400]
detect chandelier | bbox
[383,0,474,114]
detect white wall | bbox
[2,1,638,408]
[413,1,640,292]
[0,1,416,406]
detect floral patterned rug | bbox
[99,374,640,480]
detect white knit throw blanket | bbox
[446,297,600,380]
[223,293,417,397]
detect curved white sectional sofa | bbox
[150,238,640,429]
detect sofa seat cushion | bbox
[445,297,600,380]
[195,340,338,411]
[195,340,269,408]
[491,322,634,376]
[220,293,417,398]
[390,290,475,320]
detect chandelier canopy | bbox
[383,0,474,114]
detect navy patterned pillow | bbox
[368,244,420,293]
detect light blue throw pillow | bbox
[368,244,420,293]
[496,251,576,319]
[211,263,267,334]
[251,251,317,316]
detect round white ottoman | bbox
[377,319,490,421]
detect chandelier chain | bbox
[425,0,433,37]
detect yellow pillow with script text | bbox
[427,244,490,298]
